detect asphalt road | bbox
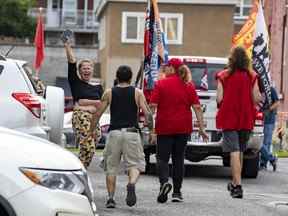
[88,156,288,216]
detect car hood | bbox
[0,127,83,170]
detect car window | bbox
[22,64,42,94]
[186,63,226,90]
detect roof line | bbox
[96,0,238,19]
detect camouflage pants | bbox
[72,109,101,168]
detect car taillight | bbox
[12,93,41,118]
[255,112,263,126]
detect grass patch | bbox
[66,147,103,156]
[275,151,288,158]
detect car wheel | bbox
[45,86,64,145]
[242,152,259,178]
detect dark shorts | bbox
[222,130,251,153]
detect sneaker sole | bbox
[106,204,116,208]
[157,183,172,203]
[231,194,243,199]
[171,197,183,202]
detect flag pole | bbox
[35,7,42,79]
[34,7,45,79]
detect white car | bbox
[0,55,64,144]
[0,127,98,216]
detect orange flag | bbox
[232,0,259,58]
[33,13,45,73]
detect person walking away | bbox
[64,39,103,168]
[216,46,261,198]
[150,58,208,203]
[92,65,153,208]
[260,86,279,171]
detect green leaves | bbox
[0,0,36,39]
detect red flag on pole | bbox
[33,12,45,73]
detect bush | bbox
[0,0,36,40]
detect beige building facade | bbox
[96,0,237,88]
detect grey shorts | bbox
[222,130,251,153]
[103,129,145,175]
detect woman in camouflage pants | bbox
[72,108,101,167]
[64,37,103,168]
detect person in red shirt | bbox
[150,58,208,203]
[216,46,261,199]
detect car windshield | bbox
[22,64,38,92]
[186,63,226,90]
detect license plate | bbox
[190,131,211,142]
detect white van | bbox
[143,56,264,178]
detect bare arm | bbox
[216,80,223,104]
[269,101,280,111]
[192,104,205,132]
[90,89,111,133]
[64,42,76,63]
[192,104,209,142]
[136,90,154,130]
[252,81,262,104]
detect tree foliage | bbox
[0,0,36,39]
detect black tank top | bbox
[109,86,138,130]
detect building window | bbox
[52,0,59,9]
[121,12,183,44]
[234,0,253,19]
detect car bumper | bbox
[187,132,263,151]
[143,132,263,152]
[9,185,98,216]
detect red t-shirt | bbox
[150,74,200,135]
[216,69,257,130]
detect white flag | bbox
[252,0,272,106]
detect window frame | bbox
[234,0,253,20]
[121,12,183,45]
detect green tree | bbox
[0,0,36,39]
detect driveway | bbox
[88,156,288,216]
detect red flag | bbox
[34,14,45,72]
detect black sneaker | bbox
[227,182,233,191]
[171,192,183,202]
[157,182,172,203]
[106,198,116,208]
[126,183,137,207]
[230,185,243,199]
[271,157,278,172]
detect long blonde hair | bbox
[178,64,192,83]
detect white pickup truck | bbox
[142,56,264,178]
